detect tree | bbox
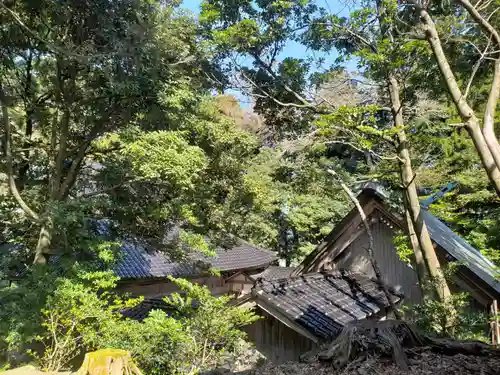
[200,0,452,300]
[0,0,258,266]
[400,0,500,195]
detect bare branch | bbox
[77,182,128,199]
[324,140,402,161]
[456,0,500,170]
[487,7,500,21]
[168,55,196,67]
[240,70,314,109]
[326,168,402,319]
[464,38,492,99]
[457,0,500,50]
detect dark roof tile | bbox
[114,238,277,280]
[253,272,402,340]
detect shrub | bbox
[401,263,489,341]
[1,265,259,375]
[34,270,141,372]
[94,277,260,375]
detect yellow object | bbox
[76,349,143,375]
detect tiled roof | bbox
[247,266,296,281]
[120,297,200,321]
[421,210,500,294]
[120,298,169,321]
[113,238,277,280]
[253,272,402,341]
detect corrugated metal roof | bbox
[421,209,500,294]
[253,271,402,341]
[113,238,278,280]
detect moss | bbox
[76,350,142,375]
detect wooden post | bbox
[491,300,499,345]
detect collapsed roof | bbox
[252,271,402,342]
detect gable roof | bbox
[295,187,500,296]
[114,238,278,280]
[293,188,403,276]
[252,271,402,342]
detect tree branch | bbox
[250,54,316,108]
[326,168,402,319]
[457,0,500,49]
[240,70,314,109]
[0,85,40,222]
[464,38,491,99]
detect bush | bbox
[401,263,489,341]
[34,270,141,372]
[94,277,260,375]
[404,292,489,341]
[0,264,259,375]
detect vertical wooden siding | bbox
[243,308,317,364]
[330,215,423,306]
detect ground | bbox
[248,349,500,375]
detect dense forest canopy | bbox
[0,0,499,373]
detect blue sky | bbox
[181,0,357,107]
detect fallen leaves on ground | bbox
[252,348,500,375]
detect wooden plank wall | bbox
[243,308,317,364]
[331,215,423,306]
[118,276,233,298]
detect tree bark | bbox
[388,75,451,301]
[34,222,52,265]
[374,0,452,301]
[19,49,34,189]
[419,8,500,196]
[402,192,429,294]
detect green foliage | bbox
[121,130,207,186]
[402,263,489,341]
[412,125,500,267]
[34,273,141,372]
[0,263,259,374]
[85,277,259,375]
[393,230,414,266]
[405,293,489,342]
[232,146,352,265]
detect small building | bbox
[114,236,278,310]
[293,187,500,310]
[241,270,402,363]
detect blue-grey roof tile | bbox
[421,209,500,293]
[113,238,277,280]
[253,271,402,340]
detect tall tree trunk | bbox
[455,0,500,170]
[388,75,452,301]
[419,8,500,196]
[402,191,429,296]
[19,50,34,189]
[375,0,452,301]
